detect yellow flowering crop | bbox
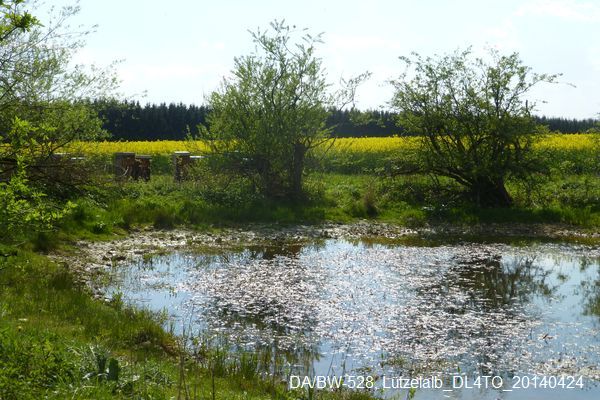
[67,140,209,155]
[68,133,595,156]
[534,133,595,150]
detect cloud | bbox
[516,0,600,22]
[115,62,229,104]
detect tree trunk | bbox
[470,177,513,207]
[289,143,306,201]
[255,155,282,198]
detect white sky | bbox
[43,0,600,119]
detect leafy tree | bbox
[0,1,117,241]
[202,20,368,200]
[390,48,558,207]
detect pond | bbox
[107,237,600,399]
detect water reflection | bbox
[446,253,556,308]
[244,242,312,260]
[580,261,600,318]
[108,239,600,396]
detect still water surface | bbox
[107,239,600,399]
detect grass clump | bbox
[0,249,177,399]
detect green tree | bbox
[390,48,558,207]
[203,20,368,200]
[0,1,117,241]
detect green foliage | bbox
[0,119,77,241]
[186,157,266,206]
[203,20,368,200]
[0,2,117,243]
[391,48,559,207]
[0,0,115,141]
[0,173,67,242]
[0,0,39,39]
[0,248,178,399]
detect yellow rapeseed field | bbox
[535,133,596,150]
[68,140,208,155]
[69,133,595,156]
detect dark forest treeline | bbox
[95,100,209,141]
[94,100,599,140]
[534,115,598,134]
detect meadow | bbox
[55,133,600,231]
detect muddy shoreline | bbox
[51,221,600,297]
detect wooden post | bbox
[173,151,191,181]
[135,155,151,181]
[114,152,136,180]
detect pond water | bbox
[107,238,600,399]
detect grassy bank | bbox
[0,247,177,399]
[52,170,599,241]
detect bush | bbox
[152,208,176,230]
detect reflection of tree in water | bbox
[218,241,323,262]
[579,258,600,318]
[205,295,319,337]
[197,241,326,378]
[405,250,561,374]
[190,329,320,379]
[254,339,321,379]
[444,252,557,310]
[246,243,306,260]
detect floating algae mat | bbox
[107,239,600,399]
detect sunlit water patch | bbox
[107,240,600,399]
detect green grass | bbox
[50,133,600,233]
[0,249,179,399]
[48,169,600,243]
